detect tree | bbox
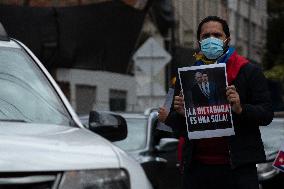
[264,0,284,81]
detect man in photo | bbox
[191,71,209,106]
[201,72,219,105]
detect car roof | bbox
[78,112,147,121]
[119,113,147,119]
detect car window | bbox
[114,117,147,151]
[0,47,73,126]
[260,118,284,161]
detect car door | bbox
[149,112,182,189]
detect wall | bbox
[56,69,137,113]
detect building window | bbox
[109,89,127,112]
[221,0,227,6]
[237,16,243,39]
[243,18,249,41]
[250,0,256,7]
[76,85,96,115]
[251,23,256,42]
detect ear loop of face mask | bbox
[222,38,229,50]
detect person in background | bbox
[160,16,274,189]
[158,77,185,173]
[155,77,177,143]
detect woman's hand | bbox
[158,107,169,123]
[226,85,242,114]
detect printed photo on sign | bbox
[178,64,234,139]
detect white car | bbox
[0,23,152,189]
[258,116,284,189]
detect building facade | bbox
[227,0,267,63]
[0,0,268,113]
[134,0,268,112]
[172,0,267,64]
[173,0,229,49]
[0,0,145,114]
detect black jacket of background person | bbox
[166,63,274,168]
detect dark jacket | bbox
[165,63,274,168]
[191,83,208,106]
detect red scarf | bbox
[226,51,249,85]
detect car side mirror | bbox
[155,138,179,152]
[88,111,127,142]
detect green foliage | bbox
[268,0,284,15]
[263,0,284,69]
[264,64,284,81]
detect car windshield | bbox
[260,118,284,161]
[114,117,148,151]
[0,47,73,126]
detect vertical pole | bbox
[164,30,170,91]
[150,41,154,107]
[197,0,200,30]
[247,1,252,60]
[235,0,240,48]
[165,28,175,91]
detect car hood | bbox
[0,122,120,172]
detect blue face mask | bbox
[200,37,226,60]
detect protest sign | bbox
[157,88,174,132]
[178,64,234,139]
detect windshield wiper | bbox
[0,119,28,123]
